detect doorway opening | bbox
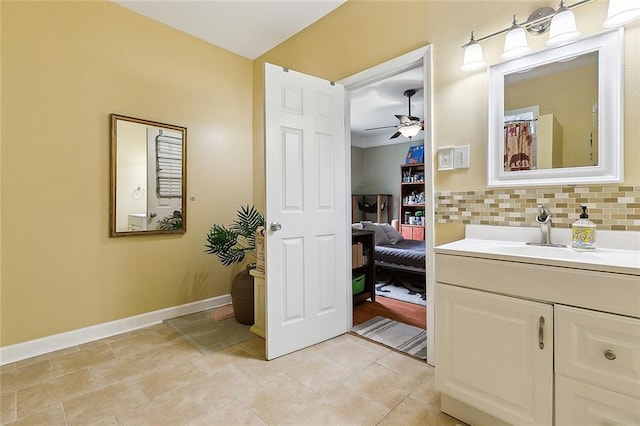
[339,47,433,362]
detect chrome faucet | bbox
[526,205,566,247]
[535,205,552,245]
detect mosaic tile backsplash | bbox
[436,185,640,231]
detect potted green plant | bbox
[205,205,265,324]
[157,210,183,230]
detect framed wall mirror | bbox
[487,29,623,187]
[110,114,187,237]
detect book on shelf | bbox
[405,144,424,164]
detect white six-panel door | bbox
[264,63,348,360]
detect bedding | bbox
[374,239,426,273]
[354,221,426,273]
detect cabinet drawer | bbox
[556,305,640,399]
[556,374,640,425]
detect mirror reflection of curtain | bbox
[504,122,532,171]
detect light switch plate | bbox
[454,145,470,168]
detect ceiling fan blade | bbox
[390,131,401,139]
[395,114,411,124]
[365,125,398,131]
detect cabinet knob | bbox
[603,349,617,361]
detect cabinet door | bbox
[400,225,413,240]
[556,374,640,425]
[436,283,553,426]
[412,226,425,240]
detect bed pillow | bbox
[360,221,390,245]
[377,222,404,245]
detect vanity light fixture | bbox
[603,0,640,27]
[460,0,638,72]
[501,15,531,59]
[398,124,422,139]
[546,1,581,46]
[461,32,487,72]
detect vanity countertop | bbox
[435,225,640,276]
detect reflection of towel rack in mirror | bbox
[133,186,145,199]
[504,117,538,126]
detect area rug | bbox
[164,309,253,354]
[351,316,426,360]
[375,270,426,306]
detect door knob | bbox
[270,221,282,232]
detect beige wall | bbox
[254,0,639,243]
[352,140,420,222]
[1,2,253,346]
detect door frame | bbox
[338,45,435,365]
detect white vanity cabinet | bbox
[127,213,147,231]
[434,236,640,426]
[437,284,553,425]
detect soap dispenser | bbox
[572,206,596,250]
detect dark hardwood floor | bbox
[353,296,426,329]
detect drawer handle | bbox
[604,349,617,361]
[538,316,545,350]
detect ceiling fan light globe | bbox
[399,124,421,138]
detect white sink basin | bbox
[435,238,640,275]
[492,244,607,261]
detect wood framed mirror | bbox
[110,114,187,237]
[487,29,623,187]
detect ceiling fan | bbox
[365,89,423,139]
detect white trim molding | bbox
[488,29,623,187]
[0,295,230,366]
[338,44,436,366]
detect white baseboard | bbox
[0,294,231,366]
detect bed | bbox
[374,239,426,273]
[355,221,426,274]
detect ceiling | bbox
[113,0,424,148]
[349,66,424,149]
[113,0,346,60]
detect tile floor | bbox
[1,320,461,425]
